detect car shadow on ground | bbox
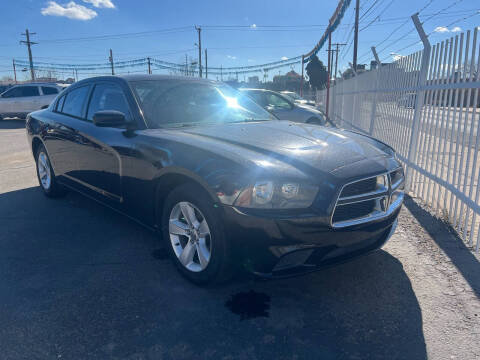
[403,196,480,298]
[0,119,26,129]
[0,186,426,359]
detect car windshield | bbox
[130,80,275,128]
[283,92,302,100]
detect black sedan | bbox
[26,75,404,285]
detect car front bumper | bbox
[221,203,401,277]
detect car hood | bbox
[161,121,393,176]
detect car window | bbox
[56,94,66,112]
[246,91,267,107]
[41,86,59,95]
[87,83,131,121]
[2,86,40,98]
[265,93,291,109]
[61,86,90,118]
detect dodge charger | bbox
[26,75,404,285]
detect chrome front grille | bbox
[341,177,377,197]
[331,168,404,228]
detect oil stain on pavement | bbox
[225,290,270,320]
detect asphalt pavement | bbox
[0,119,479,360]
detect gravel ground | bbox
[0,119,479,360]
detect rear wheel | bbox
[35,144,66,197]
[161,183,232,285]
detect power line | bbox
[422,0,463,23]
[427,10,480,36]
[359,0,442,62]
[388,0,470,57]
[359,0,382,21]
[359,0,394,31]
[38,26,194,44]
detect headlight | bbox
[234,181,318,209]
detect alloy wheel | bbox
[169,201,212,272]
[37,151,51,190]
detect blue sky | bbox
[0,0,478,81]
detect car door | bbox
[45,85,92,182]
[0,87,18,113]
[16,86,42,113]
[264,92,294,120]
[0,86,40,115]
[72,81,136,204]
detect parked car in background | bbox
[281,91,316,106]
[240,88,325,124]
[0,83,64,120]
[27,75,403,285]
[0,84,13,95]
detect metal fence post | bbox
[348,62,358,129]
[368,47,381,135]
[405,13,431,191]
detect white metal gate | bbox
[317,27,480,251]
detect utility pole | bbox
[326,32,332,118]
[300,55,305,97]
[147,57,152,74]
[332,43,346,83]
[204,49,208,78]
[220,65,223,81]
[195,26,202,78]
[109,49,115,75]
[12,59,17,83]
[20,29,37,81]
[185,54,188,76]
[75,69,78,82]
[353,0,360,71]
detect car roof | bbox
[12,83,62,87]
[68,74,222,89]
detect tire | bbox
[161,183,232,285]
[35,144,67,198]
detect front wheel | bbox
[35,144,66,197]
[161,183,232,285]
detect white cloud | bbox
[281,56,288,60]
[250,24,257,29]
[434,26,449,33]
[83,0,115,8]
[227,55,237,60]
[41,1,97,20]
[434,26,462,33]
[247,59,255,63]
[390,52,405,61]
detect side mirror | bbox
[93,110,126,127]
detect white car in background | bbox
[0,83,64,120]
[240,88,325,125]
[281,91,316,107]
